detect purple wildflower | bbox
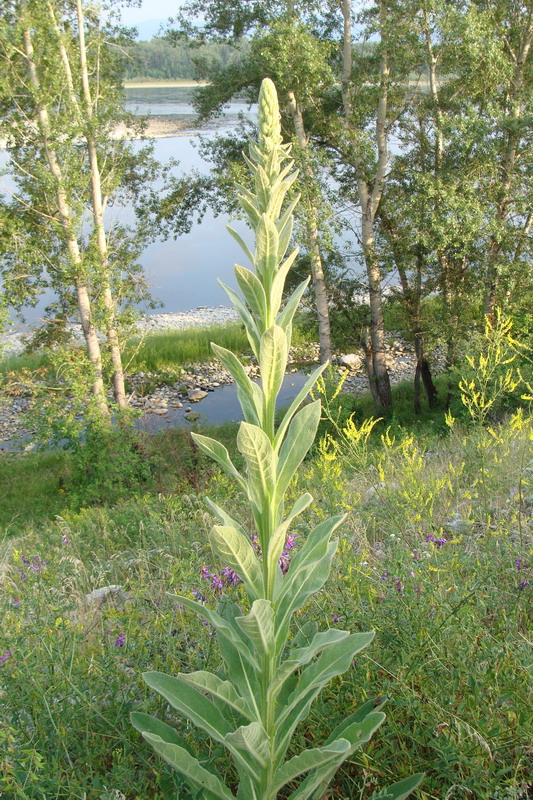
[11,598,20,607]
[0,651,11,665]
[394,578,404,595]
[515,556,529,571]
[409,571,415,578]
[331,613,341,624]
[114,634,126,647]
[518,580,530,591]
[285,534,297,551]
[379,569,389,581]
[412,549,421,561]
[211,575,224,592]
[61,533,70,545]
[191,590,208,603]
[201,566,212,579]
[425,534,447,548]
[221,567,242,586]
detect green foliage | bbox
[123,37,248,82]
[132,79,421,800]
[0,412,531,798]
[125,323,249,372]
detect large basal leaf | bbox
[178,671,255,721]
[142,734,236,800]
[209,525,263,599]
[237,422,276,511]
[274,362,328,449]
[367,773,425,800]
[191,433,245,490]
[276,400,321,500]
[143,671,233,746]
[236,599,274,655]
[271,739,350,794]
[260,325,288,408]
[130,711,192,752]
[234,264,267,324]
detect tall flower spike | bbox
[133,79,423,800]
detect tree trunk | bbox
[340,0,392,410]
[287,91,332,364]
[21,5,108,416]
[76,0,128,407]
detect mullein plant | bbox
[132,79,423,800]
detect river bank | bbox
[0,319,447,447]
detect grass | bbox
[124,323,250,373]
[0,412,531,798]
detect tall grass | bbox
[122,324,250,373]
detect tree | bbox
[0,0,156,414]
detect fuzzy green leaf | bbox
[211,342,262,425]
[219,280,261,357]
[178,671,255,721]
[256,214,279,286]
[191,433,245,489]
[225,722,270,770]
[275,633,375,759]
[277,277,311,333]
[270,249,300,319]
[142,734,235,800]
[130,712,191,752]
[236,599,274,655]
[272,739,350,793]
[260,325,288,407]
[143,672,233,746]
[276,400,321,499]
[237,421,276,510]
[234,264,268,324]
[209,525,263,599]
[226,225,254,265]
[275,362,328,449]
[266,491,313,574]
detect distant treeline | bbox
[124,38,249,81]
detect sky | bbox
[120,0,180,27]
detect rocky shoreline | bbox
[1,311,446,448]
[1,306,240,358]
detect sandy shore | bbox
[124,80,208,89]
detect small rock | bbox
[188,388,208,403]
[185,411,200,422]
[339,353,364,371]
